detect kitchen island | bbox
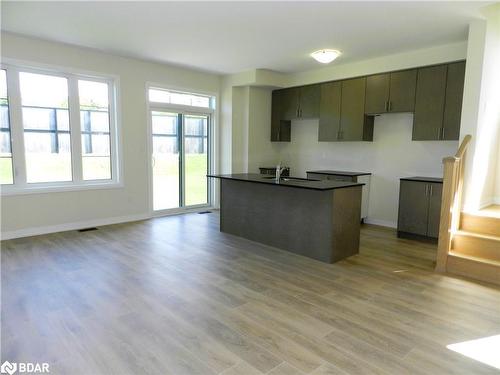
[208,173,364,263]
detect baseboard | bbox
[1,213,150,240]
[363,218,397,229]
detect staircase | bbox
[435,136,500,286]
[446,206,500,285]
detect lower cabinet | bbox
[397,178,443,240]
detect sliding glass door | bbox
[151,111,210,212]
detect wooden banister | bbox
[436,135,472,272]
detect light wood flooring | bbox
[2,212,500,374]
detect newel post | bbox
[436,157,458,272]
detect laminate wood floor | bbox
[2,212,500,374]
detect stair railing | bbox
[436,135,472,272]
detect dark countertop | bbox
[208,173,364,191]
[400,176,443,183]
[307,170,372,177]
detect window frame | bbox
[146,83,217,215]
[1,62,122,195]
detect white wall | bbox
[276,115,457,227]
[460,5,500,210]
[1,32,221,237]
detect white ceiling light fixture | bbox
[311,49,342,64]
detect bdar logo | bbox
[0,361,17,375]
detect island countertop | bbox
[208,173,364,191]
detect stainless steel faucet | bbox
[275,163,286,182]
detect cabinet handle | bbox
[388,101,392,112]
[425,184,429,196]
[385,101,388,112]
[430,185,433,196]
[437,127,441,140]
[442,128,445,140]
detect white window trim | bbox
[1,61,122,195]
[145,82,218,215]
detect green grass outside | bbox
[153,153,208,209]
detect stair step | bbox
[461,212,500,236]
[447,252,500,286]
[452,230,500,262]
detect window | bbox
[149,88,211,108]
[20,72,72,183]
[79,80,112,180]
[0,64,118,193]
[0,69,13,184]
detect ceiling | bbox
[0,1,490,75]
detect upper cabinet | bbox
[271,60,465,142]
[413,61,465,141]
[442,61,466,141]
[271,85,320,141]
[271,90,292,142]
[318,81,341,141]
[318,78,373,142]
[365,69,417,115]
[276,85,320,120]
[339,78,373,141]
[299,84,321,118]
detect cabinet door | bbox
[398,180,429,236]
[442,61,465,141]
[327,175,354,182]
[365,73,390,114]
[271,90,291,142]
[427,183,443,238]
[299,84,320,118]
[318,81,342,141]
[389,69,417,112]
[280,87,300,120]
[340,77,368,141]
[413,65,447,140]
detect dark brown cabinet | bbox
[398,178,442,240]
[443,61,466,141]
[319,78,373,142]
[271,90,291,142]
[271,60,465,143]
[413,62,465,141]
[318,81,341,141]
[413,65,448,140]
[340,78,373,141]
[388,69,418,112]
[365,73,390,114]
[365,70,417,114]
[271,84,320,142]
[299,84,321,118]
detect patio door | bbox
[151,111,210,212]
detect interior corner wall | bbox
[461,7,500,210]
[247,87,282,173]
[230,86,250,173]
[0,32,221,237]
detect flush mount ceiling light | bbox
[311,49,342,64]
